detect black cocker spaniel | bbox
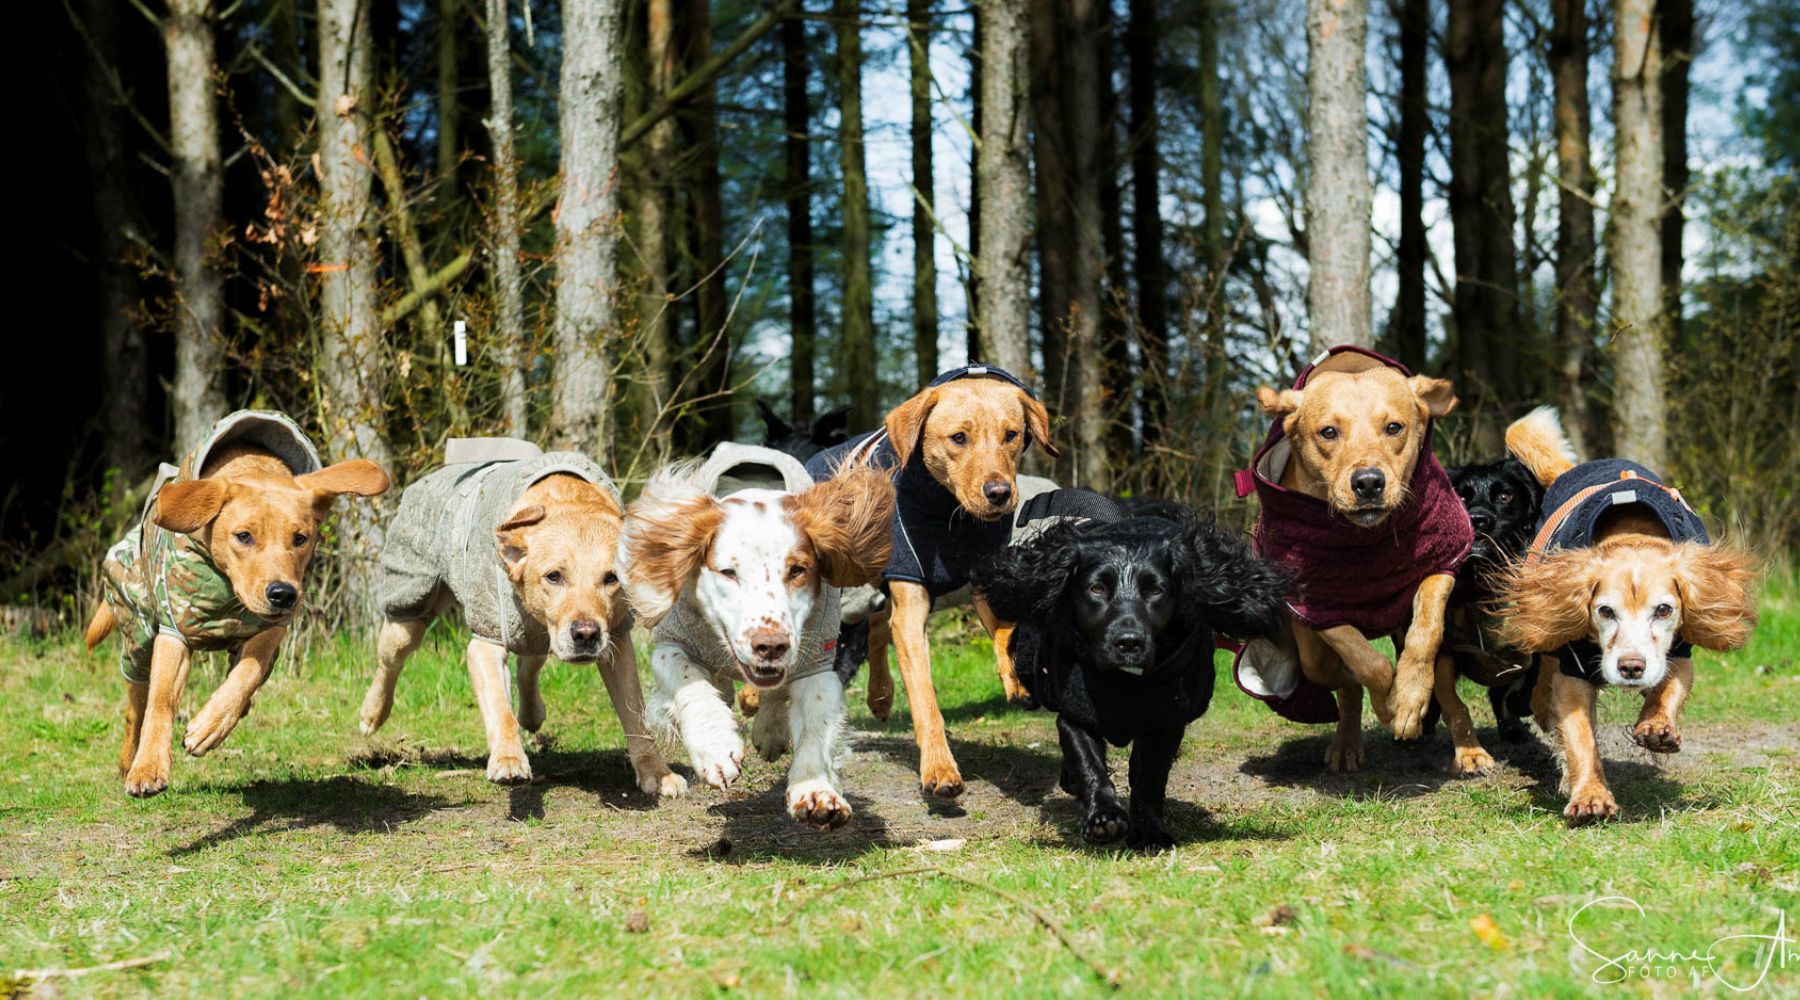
[972,501,1289,849]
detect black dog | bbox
[757,400,850,462]
[1435,455,1546,741]
[972,504,1289,849]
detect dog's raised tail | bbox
[1505,406,1577,488]
[84,603,117,651]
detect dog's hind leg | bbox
[598,634,685,798]
[185,626,287,757]
[1434,653,1494,775]
[467,638,532,785]
[1631,657,1692,754]
[973,595,1033,709]
[119,681,147,777]
[866,614,895,720]
[1326,686,1366,773]
[1057,716,1126,844]
[514,654,548,733]
[1125,727,1182,850]
[123,634,190,797]
[361,618,428,735]
[751,686,793,761]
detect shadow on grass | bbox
[1030,797,1296,854]
[692,785,901,865]
[505,746,671,821]
[173,775,453,856]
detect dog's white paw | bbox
[787,780,852,830]
[487,750,533,786]
[691,742,745,790]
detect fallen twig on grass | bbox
[782,865,1122,989]
[10,951,170,984]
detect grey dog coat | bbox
[645,443,840,685]
[377,440,619,653]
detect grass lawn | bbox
[3,576,1795,997]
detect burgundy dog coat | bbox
[1231,346,1474,724]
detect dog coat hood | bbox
[99,410,324,684]
[1530,459,1705,684]
[1230,346,1473,724]
[805,364,1037,598]
[377,439,619,654]
[650,442,839,684]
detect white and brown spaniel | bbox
[619,444,892,829]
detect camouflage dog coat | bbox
[99,411,324,685]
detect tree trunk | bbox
[1394,0,1429,372]
[318,0,390,620]
[1611,0,1669,466]
[1199,0,1223,300]
[783,10,816,422]
[836,0,878,431]
[977,0,1033,379]
[1029,0,1071,413]
[633,0,677,449]
[1127,0,1167,448]
[552,0,622,459]
[1550,0,1597,457]
[966,6,984,364]
[1097,4,1131,463]
[165,0,228,453]
[1304,0,1373,353]
[438,0,460,188]
[1063,0,1106,489]
[1660,0,1692,338]
[79,0,150,476]
[485,0,528,437]
[909,0,939,385]
[689,0,732,443]
[1446,0,1521,420]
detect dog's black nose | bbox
[265,581,298,611]
[750,629,790,662]
[1470,511,1495,533]
[1112,633,1146,657]
[1350,468,1386,503]
[983,481,1013,507]
[570,619,601,643]
[1617,654,1646,680]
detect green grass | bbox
[2,578,1795,997]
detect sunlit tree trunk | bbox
[1063,0,1106,489]
[909,0,939,385]
[836,0,878,431]
[1550,0,1597,457]
[485,0,528,437]
[1029,0,1070,412]
[977,0,1033,379]
[438,0,460,189]
[1611,0,1669,466]
[1660,0,1692,338]
[966,6,984,364]
[783,10,816,421]
[689,0,732,442]
[1304,0,1373,352]
[165,0,227,452]
[633,0,677,448]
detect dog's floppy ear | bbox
[1176,516,1291,641]
[789,465,895,588]
[297,459,391,512]
[1255,386,1305,437]
[1021,392,1061,458]
[884,387,940,466]
[1491,549,1599,652]
[1674,542,1760,652]
[495,505,547,580]
[1409,375,1458,418]
[619,466,724,627]
[971,522,1082,624]
[814,406,851,446]
[755,398,792,440]
[153,479,230,534]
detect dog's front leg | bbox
[597,632,685,797]
[124,634,191,797]
[1543,669,1614,825]
[651,643,744,789]
[889,582,963,797]
[1631,657,1693,754]
[972,594,1032,709]
[466,638,532,785]
[1434,652,1494,775]
[1057,717,1125,844]
[184,626,287,757]
[1125,727,1183,850]
[1314,625,1395,727]
[1391,574,1456,739]
[785,671,852,829]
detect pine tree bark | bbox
[552,0,622,459]
[1097,4,1131,463]
[1304,0,1374,352]
[318,0,390,620]
[1063,0,1107,489]
[1029,1,1071,412]
[165,0,228,453]
[977,0,1033,379]
[783,10,817,421]
[689,0,732,442]
[438,0,460,188]
[1394,0,1429,372]
[909,0,939,385]
[1199,0,1224,295]
[1446,0,1521,415]
[633,0,677,447]
[1127,0,1167,447]
[1611,0,1669,466]
[485,0,528,437]
[966,6,983,365]
[79,0,150,475]
[836,0,878,431]
[1550,0,1597,457]
[1660,0,1692,337]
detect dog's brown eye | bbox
[1145,584,1164,597]
[292,532,308,547]
[233,531,253,546]
[720,567,738,580]
[544,570,564,585]
[1654,603,1673,619]
[1384,421,1404,436]
[950,432,968,446]
[1003,430,1019,444]
[1597,605,1616,621]
[603,571,619,587]
[1089,584,1106,597]
[1318,427,1338,441]
[1496,492,1513,504]
[787,564,806,580]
